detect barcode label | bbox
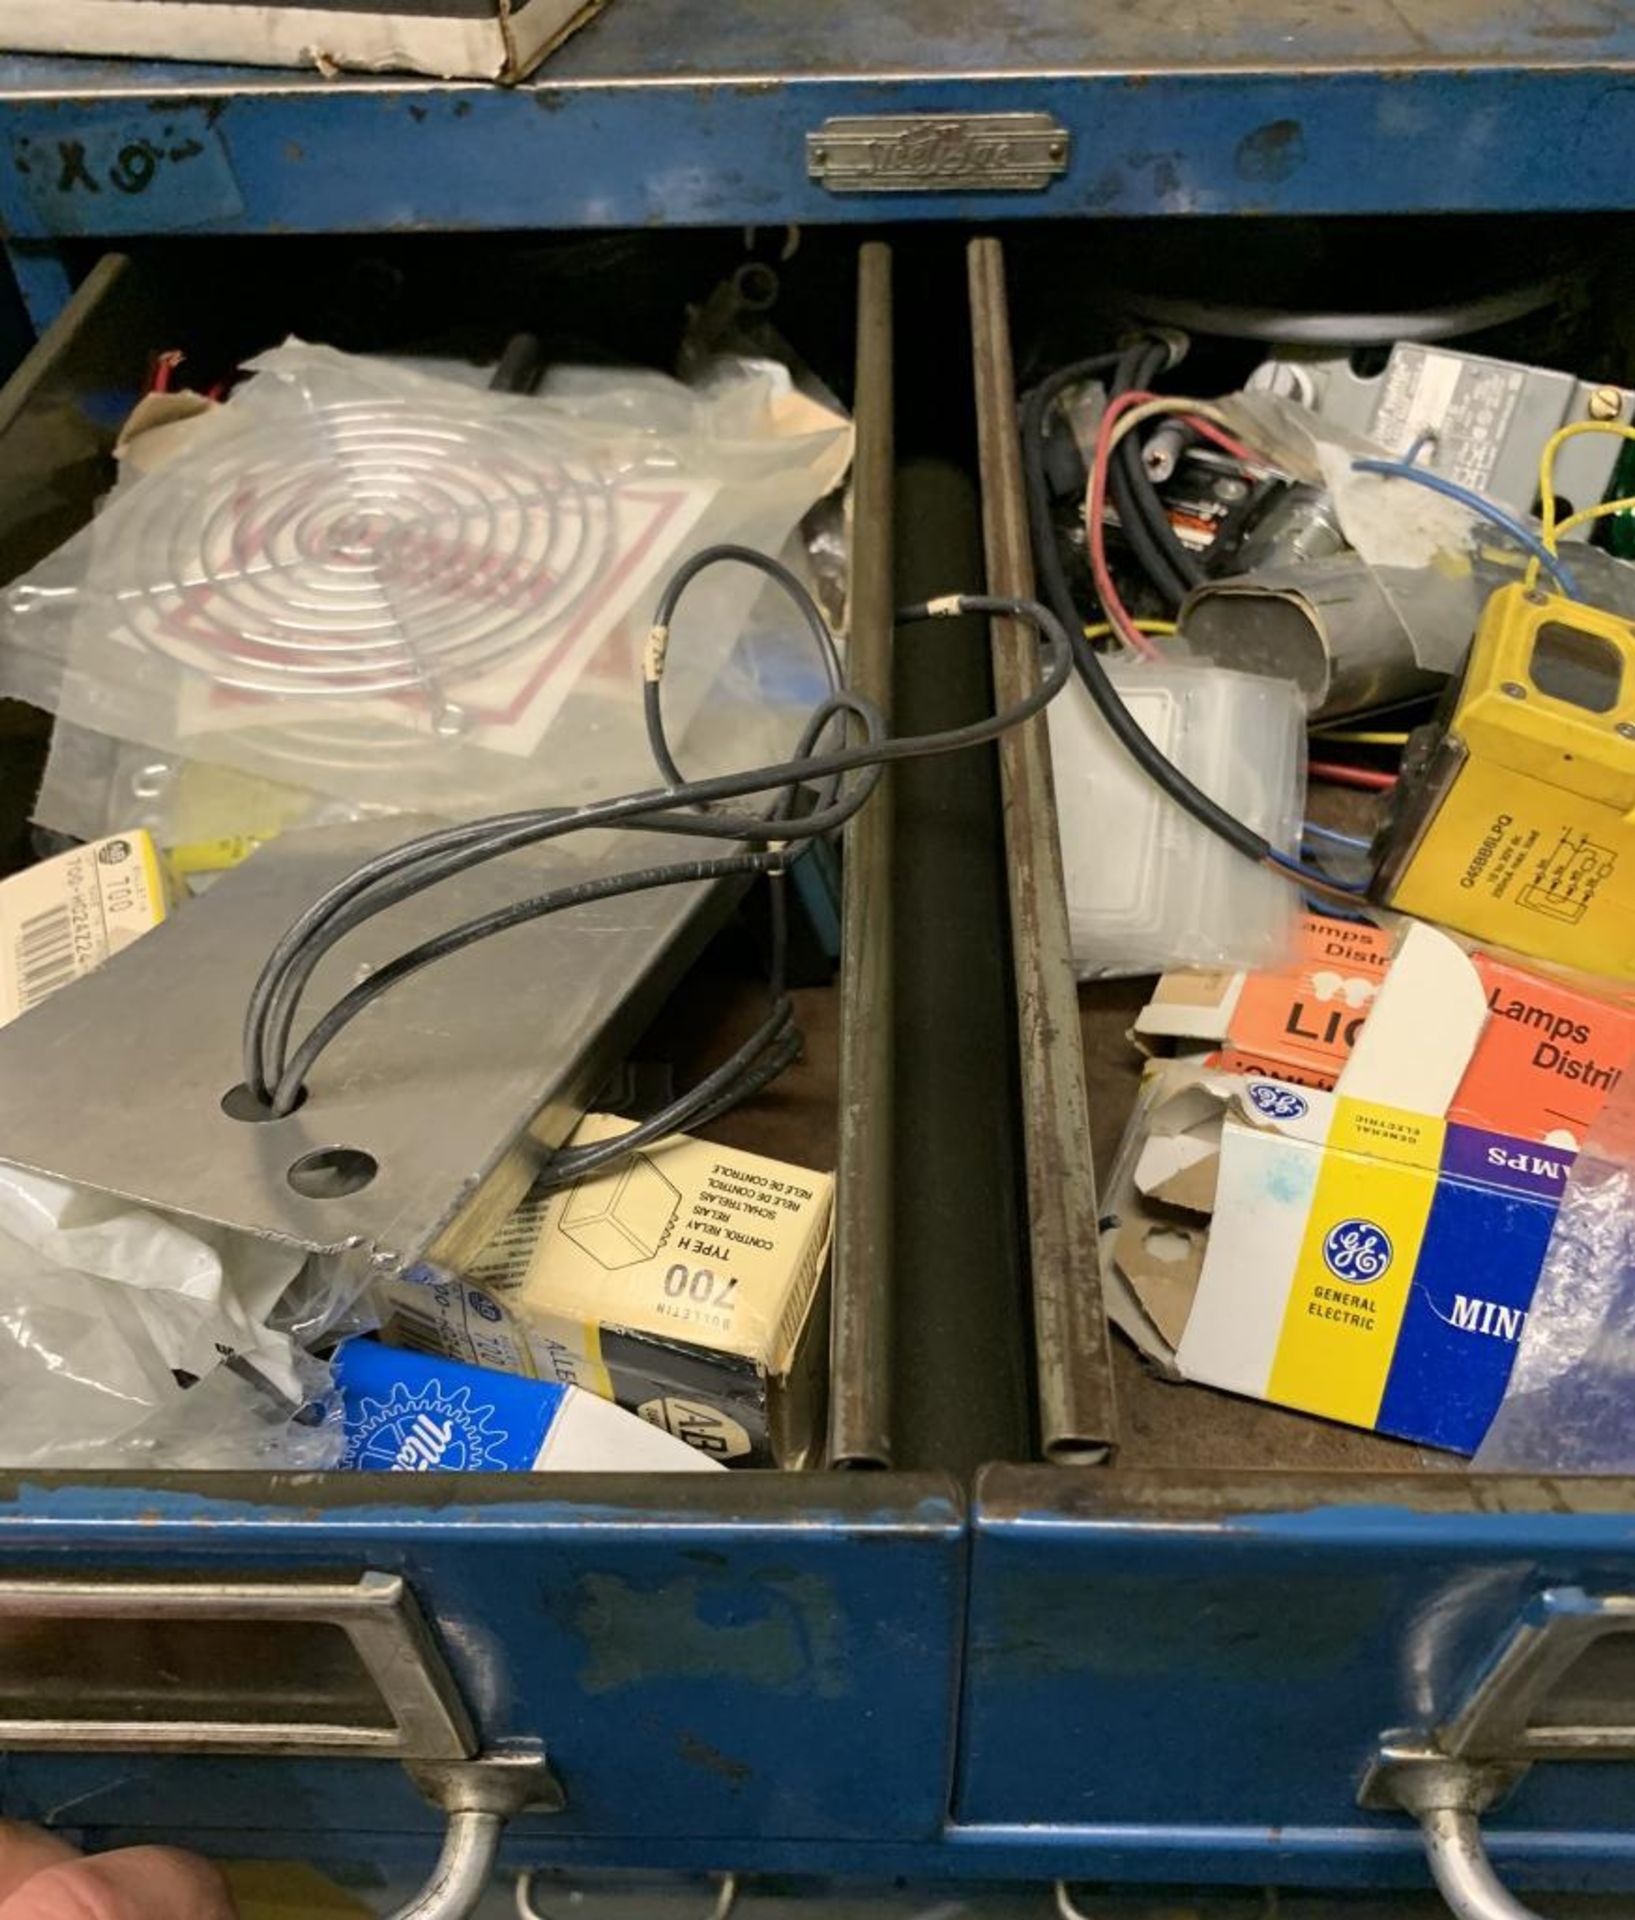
[14,903,78,1012]
[388,1301,462,1360]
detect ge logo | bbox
[1248,1081,1308,1121]
[1322,1218,1393,1285]
[466,1289,503,1323]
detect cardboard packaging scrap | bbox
[376,1115,833,1466]
[1111,922,1625,1451]
[335,1338,721,1473]
[0,0,609,82]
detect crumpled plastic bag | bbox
[0,1164,351,1469]
[1,343,853,825]
[1474,1076,1635,1473]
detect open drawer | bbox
[0,233,987,1898]
[955,227,1635,1912]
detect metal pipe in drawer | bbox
[966,235,1118,1465]
[828,240,895,1469]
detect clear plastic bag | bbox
[1473,1079,1635,1473]
[3,343,853,823]
[0,1165,358,1468]
[1048,658,1305,979]
[30,531,838,890]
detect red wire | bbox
[1308,760,1398,791]
[1086,391,1166,659]
[147,349,183,396]
[1086,390,1265,660]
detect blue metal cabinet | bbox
[955,1469,1635,1892]
[5,10,1635,1908]
[0,1475,965,1861]
[3,0,1635,330]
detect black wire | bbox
[646,542,844,785]
[244,524,1363,1138]
[270,850,784,1117]
[1065,620,1270,868]
[246,585,1076,1119]
[489,333,544,395]
[246,703,884,1107]
[1107,339,1205,608]
[1019,350,1123,643]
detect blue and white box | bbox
[335,1340,722,1474]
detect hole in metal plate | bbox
[288,1146,379,1198]
[220,1081,306,1123]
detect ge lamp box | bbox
[0,0,610,81]
[1114,922,1635,1452]
[377,1115,833,1466]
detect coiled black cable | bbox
[243,566,1080,1177]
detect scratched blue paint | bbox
[0,1476,964,1847]
[9,108,242,236]
[958,1469,1635,1885]
[0,65,1629,254]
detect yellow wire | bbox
[1084,619,1177,646]
[1310,729,1410,746]
[1525,419,1635,588]
[1555,495,1635,542]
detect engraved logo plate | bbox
[807,113,1069,193]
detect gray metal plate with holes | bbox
[807,115,1069,193]
[0,817,728,1275]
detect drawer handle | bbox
[389,1806,502,1920]
[397,1757,562,1920]
[1419,1803,1545,1920]
[1361,1588,1635,1920]
[0,1570,472,1757]
[1366,1752,1542,1920]
[0,1573,562,1920]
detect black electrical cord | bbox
[245,525,1363,1147]
[244,576,1078,1133]
[489,332,544,395]
[1019,350,1123,646]
[1107,338,1206,608]
[645,542,844,788]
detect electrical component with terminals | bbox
[1373,582,1635,979]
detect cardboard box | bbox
[1138,912,1635,1152]
[1135,913,1393,1087]
[0,0,608,82]
[335,1339,721,1473]
[1099,1056,1229,1374]
[1172,923,1573,1452]
[0,831,169,1026]
[377,1115,833,1466]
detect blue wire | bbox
[1350,457,1581,600]
[1303,891,1377,923]
[1301,819,1373,852]
[1270,847,1371,895]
